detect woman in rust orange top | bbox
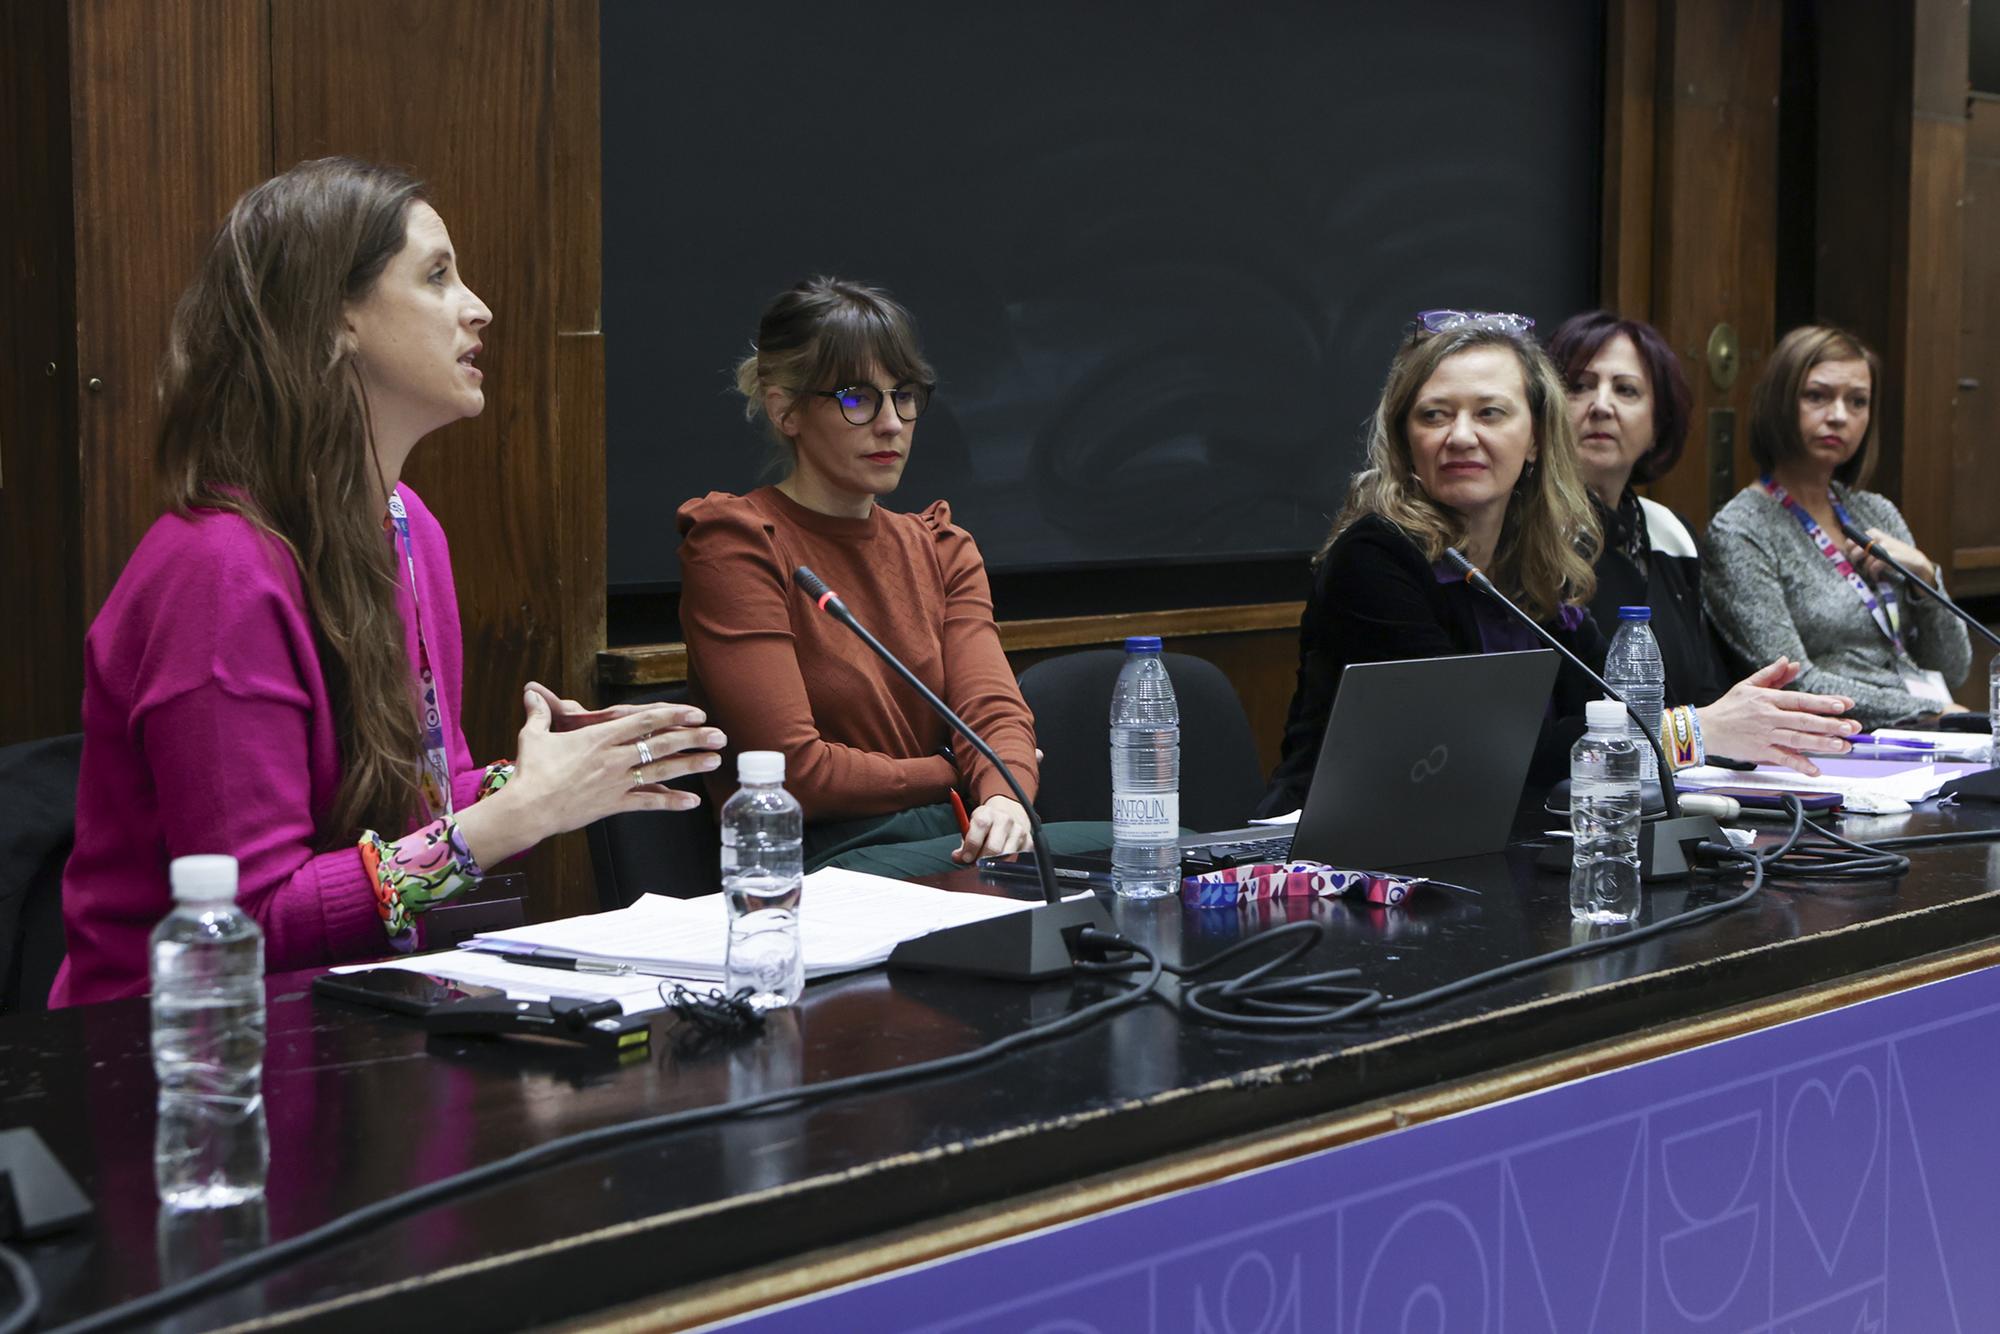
[677,278,1089,876]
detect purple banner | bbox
[713,964,2000,1333]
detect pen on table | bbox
[500,953,638,976]
[949,788,972,836]
[1843,734,1939,758]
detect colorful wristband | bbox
[1662,705,1703,770]
[359,815,482,946]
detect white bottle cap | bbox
[1585,699,1628,732]
[170,855,239,903]
[737,750,785,784]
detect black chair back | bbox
[1015,650,1265,832]
[584,689,722,909]
[0,734,81,1015]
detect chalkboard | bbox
[603,0,1602,590]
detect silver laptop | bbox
[1189,649,1559,870]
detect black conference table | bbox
[6,799,2000,1331]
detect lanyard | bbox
[386,489,454,821]
[1758,477,1907,659]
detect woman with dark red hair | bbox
[1546,311,1731,710]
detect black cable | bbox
[0,1244,39,1334]
[53,804,2000,1329]
[1170,802,1811,1028]
[58,935,1163,1334]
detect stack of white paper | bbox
[460,867,1040,981]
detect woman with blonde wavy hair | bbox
[1256,311,1855,817]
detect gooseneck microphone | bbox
[1444,548,1724,879]
[1443,548,1681,816]
[1835,516,2000,650]
[793,566,1114,979]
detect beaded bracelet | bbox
[1663,704,1703,769]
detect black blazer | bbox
[1258,514,1606,816]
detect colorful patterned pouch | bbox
[1181,861,1427,909]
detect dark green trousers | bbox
[804,803,1118,879]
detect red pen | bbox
[948,789,972,835]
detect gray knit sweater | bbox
[1702,483,1971,727]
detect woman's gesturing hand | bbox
[1694,657,1859,777]
[456,687,726,868]
[954,794,1033,864]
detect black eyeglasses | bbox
[1413,309,1536,337]
[812,382,933,426]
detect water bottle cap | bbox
[737,750,785,784]
[1617,606,1652,622]
[1585,699,1628,731]
[1124,636,1162,653]
[169,854,238,902]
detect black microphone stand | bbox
[1444,548,1723,879]
[793,566,1113,980]
[1837,518,2000,799]
[1836,516,2000,650]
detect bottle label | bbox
[1111,791,1179,841]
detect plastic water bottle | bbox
[721,751,804,1009]
[1604,605,1666,781]
[1109,636,1181,900]
[1989,653,2000,766]
[151,855,268,1209]
[1570,699,1642,923]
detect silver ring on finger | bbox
[635,738,655,768]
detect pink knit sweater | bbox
[50,486,485,1006]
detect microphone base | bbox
[888,896,1116,981]
[1639,815,1728,881]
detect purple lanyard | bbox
[386,489,454,820]
[1758,477,1907,657]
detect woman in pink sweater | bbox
[52,159,723,1005]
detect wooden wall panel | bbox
[68,0,270,615]
[1627,0,1782,528]
[1955,98,2000,590]
[271,0,603,919]
[0,0,81,745]
[1898,0,1969,574]
[549,3,608,918]
[1600,0,1658,317]
[1813,0,1967,570]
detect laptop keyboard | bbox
[1182,834,1296,871]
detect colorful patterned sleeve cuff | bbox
[358,816,483,947]
[1662,705,1704,770]
[478,760,515,800]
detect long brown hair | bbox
[156,157,427,844]
[1325,327,1601,622]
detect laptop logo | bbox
[1409,744,1449,783]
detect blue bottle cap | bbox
[1124,635,1163,652]
[1617,606,1652,621]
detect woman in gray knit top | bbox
[1704,326,1970,728]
